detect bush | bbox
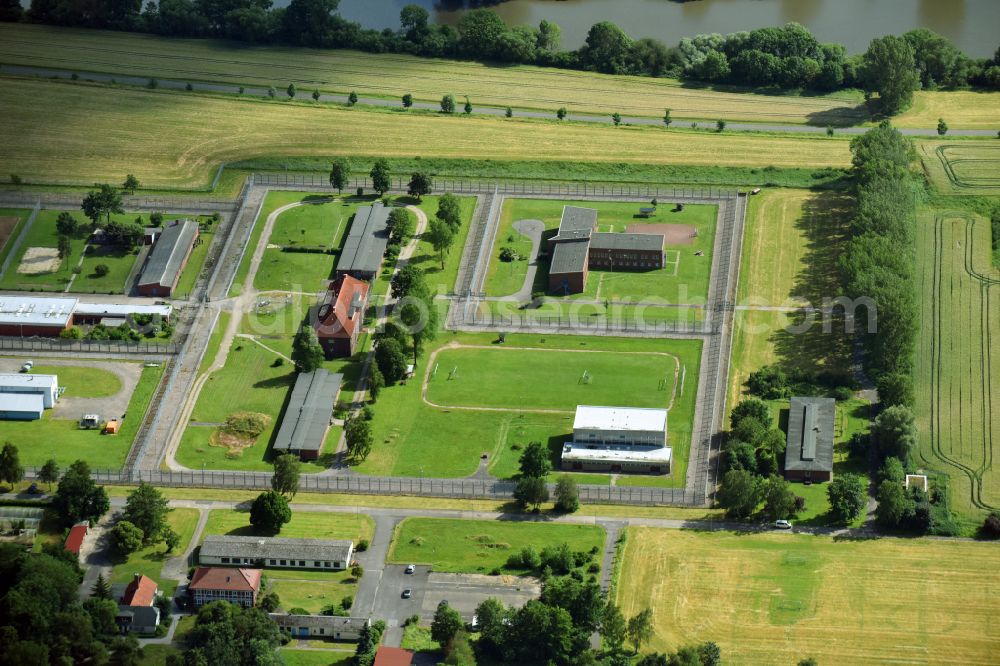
[94,264,110,277]
[356,539,369,552]
[981,512,1000,539]
[833,386,853,401]
[499,246,519,262]
[223,411,271,437]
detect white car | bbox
[773,519,792,529]
[405,564,415,574]
[20,361,33,373]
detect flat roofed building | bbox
[784,396,835,482]
[0,393,45,420]
[336,202,391,279]
[188,567,262,608]
[0,373,58,408]
[562,405,670,474]
[200,535,354,571]
[0,295,77,336]
[74,302,172,325]
[548,206,597,245]
[269,614,370,640]
[137,218,199,297]
[315,275,369,358]
[272,370,343,460]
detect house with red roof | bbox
[314,275,369,358]
[64,521,88,558]
[113,573,161,634]
[188,567,262,608]
[374,646,415,666]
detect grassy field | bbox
[0,208,29,268]
[0,78,853,189]
[0,23,875,126]
[110,508,200,598]
[484,198,717,302]
[616,527,1000,665]
[894,90,1000,129]
[728,189,854,413]
[277,650,352,666]
[28,364,121,397]
[74,244,140,293]
[2,363,163,469]
[426,344,680,411]
[407,194,476,294]
[202,509,374,544]
[171,229,213,299]
[357,332,701,484]
[266,569,356,615]
[914,209,1000,516]
[255,248,336,293]
[388,517,605,574]
[919,141,1000,195]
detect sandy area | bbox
[624,223,698,246]
[17,246,61,274]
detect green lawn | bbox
[138,645,183,666]
[73,244,140,294]
[267,196,356,248]
[427,345,681,411]
[110,508,200,598]
[266,568,357,614]
[484,199,717,303]
[0,209,90,290]
[358,332,700,484]
[254,248,336,293]
[277,649,352,666]
[3,363,163,469]
[231,191,313,296]
[401,625,439,652]
[202,509,374,544]
[172,229,214,299]
[388,517,606,574]
[407,195,476,294]
[240,292,309,338]
[28,364,121,397]
[0,208,30,271]
[197,310,230,377]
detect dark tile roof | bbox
[338,203,391,275]
[784,396,835,473]
[549,240,590,275]
[138,219,198,289]
[269,613,369,631]
[590,232,664,251]
[189,567,262,592]
[201,535,353,562]
[272,370,343,453]
[550,206,597,243]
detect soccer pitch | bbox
[424,344,682,412]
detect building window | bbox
[221,557,230,563]
[315,561,321,567]
[269,559,276,565]
[319,628,324,635]
[299,560,306,567]
[280,560,287,566]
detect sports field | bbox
[0,23,870,126]
[357,332,701,484]
[0,78,853,189]
[728,189,854,412]
[426,344,679,411]
[615,528,1000,665]
[485,198,717,303]
[919,141,1000,195]
[388,517,605,574]
[914,209,1000,515]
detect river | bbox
[331,0,999,58]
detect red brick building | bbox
[136,219,199,297]
[188,567,262,608]
[315,275,369,358]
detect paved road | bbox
[3,64,996,137]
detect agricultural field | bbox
[485,198,717,303]
[357,332,701,485]
[388,517,605,574]
[426,344,682,411]
[894,90,1000,130]
[919,141,1000,196]
[1,363,163,468]
[202,509,374,544]
[0,23,871,126]
[110,508,200,598]
[914,209,1000,516]
[0,78,853,189]
[615,528,1000,665]
[728,189,855,412]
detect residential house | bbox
[188,567,262,608]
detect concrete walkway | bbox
[507,219,544,303]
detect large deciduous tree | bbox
[122,482,171,544]
[0,442,24,489]
[292,325,325,373]
[862,35,920,115]
[369,159,391,195]
[53,460,110,527]
[407,172,432,200]
[249,490,291,533]
[518,441,551,478]
[344,415,374,462]
[81,184,123,226]
[329,158,349,193]
[717,469,762,519]
[271,453,301,498]
[827,473,868,523]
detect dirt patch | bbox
[0,216,18,251]
[209,429,256,456]
[624,223,698,246]
[17,246,61,274]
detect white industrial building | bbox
[561,405,671,474]
[0,373,60,420]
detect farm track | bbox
[933,144,1000,191]
[926,213,998,512]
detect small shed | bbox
[638,207,657,218]
[104,420,120,435]
[64,522,89,557]
[80,414,101,429]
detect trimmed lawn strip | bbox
[409,195,476,294]
[110,508,200,598]
[28,364,121,397]
[1,363,163,469]
[388,517,605,574]
[278,650,353,666]
[197,310,230,377]
[171,229,213,299]
[202,509,374,544]
[616,527,1000,664]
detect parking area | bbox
[0,356,141,419]
[373,565,540,625]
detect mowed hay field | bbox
[728,189,854,411]
[914,210,1000,515]
[615,528,1000,665]
[0,78,852,189]
[0,23,868,125]
[918,141,1000,195]
[894,90,1000,129]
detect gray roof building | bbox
[549,206,597,243]
[337,202,391,277]
[784,396,835,474]
[201,535,354,563]
[549,240,591,275]
[137,219,199,291]
[590,232,664,252]
[272,369,343,457]
[269,613,369,632]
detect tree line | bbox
[6,1,999,114]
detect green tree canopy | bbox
[54,460,110,527]
[407,172,433,200]
[513,476,549,511]
[249,491,292,534]
[329,158,349,192]
[431,602,464,646]
[123,482,171,544]
[717,469,763,518]
[553,474,579,513]
[369,159,391,195]
[862,35,920,115]
[271,453,301,498]
[519,441,552,478]
[111,520,144,557]
[81,184,124,225]
[0,442,24,488]
[827,473,868,523]
[292,324,325,373]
